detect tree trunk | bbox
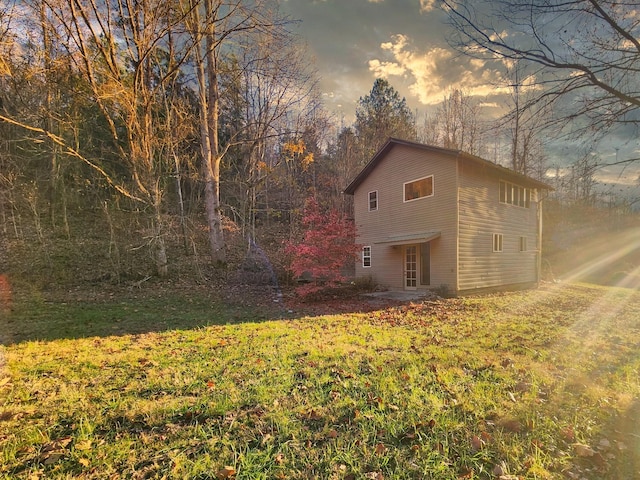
[194,0,226,265]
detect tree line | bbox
[1,0,637,286]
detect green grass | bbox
[1,283,639,479]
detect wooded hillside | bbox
[1,1,638,293]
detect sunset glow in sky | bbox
[281,0,640,190]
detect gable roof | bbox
[344,137,554,195]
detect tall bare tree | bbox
[500,61,549,178]
[436,88,482,155]
[45,0,190,276]
[444,0,640,139]
[182,0,317,263]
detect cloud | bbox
[420,0,437,12]
[368,34,512,105]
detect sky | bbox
[280,0,640,192]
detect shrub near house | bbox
[286,197,360,295]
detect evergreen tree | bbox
[354,78,417,163]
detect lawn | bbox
[1,283,639,479]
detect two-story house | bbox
[344,138,553,296]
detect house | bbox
[344,138,553,296]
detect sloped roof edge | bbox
[343,137,554,195]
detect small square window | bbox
[368,191,378,211]
[362,246,371,267]
[493,233,503,253]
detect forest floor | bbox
[1,282,639,479]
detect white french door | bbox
[405,245,418,289]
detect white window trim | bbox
[368,190,378,211]
[493,233,503,253]
[362,246,372,268]
[403,175,434,203]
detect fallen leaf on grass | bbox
[364,472,383,480]
[471,435,484,451]
[0,410,14,421]
[598,438,611,449]
[498,418,523,433]
[304,409,323,421]
[375,443,386,455]
[560,425,575,441]
[274,453,284,464]
[75,440,92,451]
[78,458,91,467]
[41,452,64,465]
[39,436,73,465]
[457,467,473,479]
[573,443,596,457]
[217,466,236,479]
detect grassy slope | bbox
[1,283,639,479]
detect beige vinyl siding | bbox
[457,162,539,291]
[353,145,458,291]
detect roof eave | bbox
[343,137,555,195]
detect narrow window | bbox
[520,236,527,252]
[368,191,378,211]
[499,181,506,203]
[493,233,503,253]
[404,175,434,202]
[362,246,371,268]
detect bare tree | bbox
[416,89,485,156]
[499,61,549,178]
[436,88,482,155]
[236,21,319,238]
[44,0,191,276]
[443,0,640,138]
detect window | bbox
[520,236,527,252]
[499,180,531,208]
[404,175,434,202]
[362,246,371,267]
[493,233,503,252]
[368,191,378,211]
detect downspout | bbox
[537,189,547,286]
[455,151,461,295]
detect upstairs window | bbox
[520,236,528,252]
[493,233,503,252]
[404,175,434,202]
[368,191,378,211]
[500,181,531,208]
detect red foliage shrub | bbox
[285,197,360,296]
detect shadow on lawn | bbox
[607,398,640,478]
[0,288,286,345]
[0,285,404,345]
